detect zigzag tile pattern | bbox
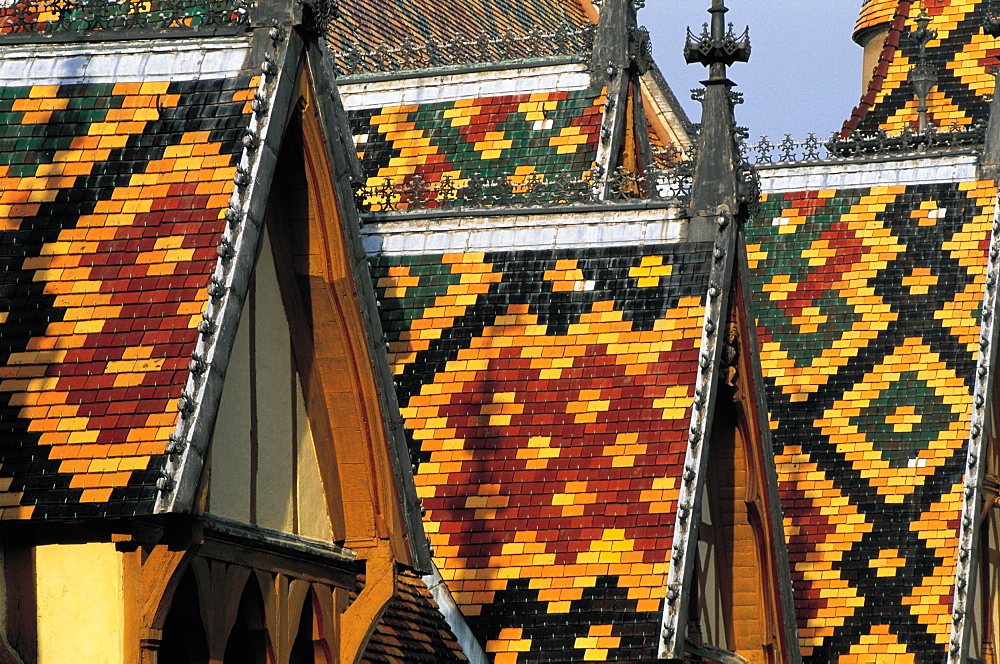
[348,90,603,211]
[850,0,999,135]
[371,244,712,662]
[746,182,996,661]
[0,77,255,519]
[328,0,590,56]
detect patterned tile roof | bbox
[370,243,712,661]
[328,0,590,58]
[746,181,996,660]
[0,64,256,518]
[361,571,469,663]
[349,89,604,210]
[856,0,899,40]
[845,0,998,136]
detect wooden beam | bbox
[338,548,396,664]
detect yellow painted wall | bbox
[208,278,253,522]
[35,543,123,664]
[254,230,296,533]
[208,227,334,541]
[860,28,889,94]
[296,380,335,542]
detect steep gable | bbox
[203,228,335,541]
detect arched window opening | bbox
[289,591,333,664]
[223,579,272,664]
[158,570,209,664]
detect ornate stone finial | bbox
[683,0,750,82]
[683,0,751,221]
[908,7,937,131]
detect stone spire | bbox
[684,0,750,230]
[656,2,758,660]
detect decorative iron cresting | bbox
[355,161,693,216]
[746,124,985,165]
[682,19,750,68]
[331,25,595,77]
[0,0,250,36]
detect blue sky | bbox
[644,2,863,143]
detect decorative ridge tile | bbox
[842,0,912,137]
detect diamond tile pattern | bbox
[0,77,256,519]
[848,0,998,135]
[327,0,590,57]
[371,244,712,662]
[361,571,469,663]
[349,90,604,210]
[746,182,996,661]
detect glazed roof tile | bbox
[370,243,711,661]
[348,88,604,210]
[0,45,255,519]
[328,0,590,60]
[845,0,997,135]
[856,0,899,41]
[746,180,996,660]
[361,571,469,663]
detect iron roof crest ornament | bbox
[0,0,250,38]
[985,0,1000,36]
[683,16,750,68]
[908,8,938,131]
[296,0,338,35]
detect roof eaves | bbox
[657,204,739,656]
[640,60,695,150]
[731,246,802,662]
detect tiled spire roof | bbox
[844,0,999,136]
[856,0,901,42]
[361,571,469,663]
